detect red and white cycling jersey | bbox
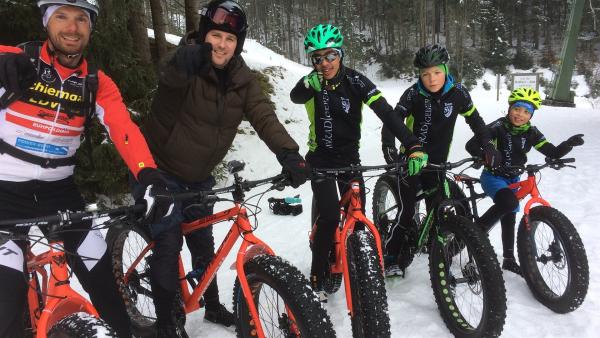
[0,42,156,182]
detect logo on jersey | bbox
[443,102,453,117]
[41,68,56,84]
[341,97,350,114]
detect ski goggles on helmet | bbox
[311,50,340,65]
[200,2,247,34]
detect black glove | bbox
[382,145,399,165]
[0,52,37,107]
[171,43,213,77]
[277,151,311,188]
[137,168,174,224]
[565,134,584,147]
[482,142,502,169]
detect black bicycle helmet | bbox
[198,0,247,55]
[413,44,450,69]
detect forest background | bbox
[1,0,598,201]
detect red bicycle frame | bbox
[311,180,385,316]
[508,172,551,231]
[122,202,292,338]
[26,242,100,337]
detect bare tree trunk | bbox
[149,0,168,60]
[185,0,201,33]
[128,0,152,65]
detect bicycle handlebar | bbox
[0,204,145,229]
[507,157,575,174]
[425,157,479,171]
[311,162,406,178]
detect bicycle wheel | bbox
[346,230,391,338]
[47,312,117,338]
[233,254,335,338]
[517,206,589,313]
[429,215,506,338]
[107,223,187,336]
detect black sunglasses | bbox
[311,51,340,65]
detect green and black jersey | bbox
[381,76,490,164]
[291,66,417,160]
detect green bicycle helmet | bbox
[304,24,344,53]
[508,87,542,110]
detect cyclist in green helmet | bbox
[291,23,421,301]
[466,87,584,275]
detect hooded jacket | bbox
[144,52,298,182]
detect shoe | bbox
[156,321,188,338]
[315,290,328,303]
[310,274,328,303]
[384,255,404,277]
[205,303,235,327]
[385,263,404,277]
[502,257,522,276]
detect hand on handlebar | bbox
[277,151,311,188]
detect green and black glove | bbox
[303,71,323,92]
[406,144,428,176]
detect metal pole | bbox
[545,0,585,107]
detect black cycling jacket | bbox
[291,65,418,161]
[381,76,491,164]
[466,117,575,170]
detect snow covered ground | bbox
[174,39,600,338]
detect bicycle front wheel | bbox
[517,206,589,313]
[429,215,506,338]
[233,254,336,338]
[346,230,391,338]
[108,223,189,336]
[47,312,117,338]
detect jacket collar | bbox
[40,40,89,80]
[417,73,455,98]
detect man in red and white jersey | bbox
[0,1,173,337]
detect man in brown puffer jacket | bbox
[134,1,310,336]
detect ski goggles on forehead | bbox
[200,5,247,33]
[311,51,340,65]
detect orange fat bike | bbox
[454,157,589,313]
[106,161,335,338]
[0,206,141,337]
[310,164,392,338]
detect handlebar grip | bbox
[561,158,575,164]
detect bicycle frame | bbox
[313,180,385,316]
[26,241,100,337]
[122,202,286,338]
[508,173,551,230]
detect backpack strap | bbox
[16,41,43,72]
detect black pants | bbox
[307,152,365,282]
[0,178,131,338]
[478,188,520,258]
[385,172,439,257]
[131,172,220,326]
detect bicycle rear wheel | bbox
[346,230,391,338]
[429,215,506,338]
[517,206,589,313]
[47,312,117,338]
[233,254,335,338]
